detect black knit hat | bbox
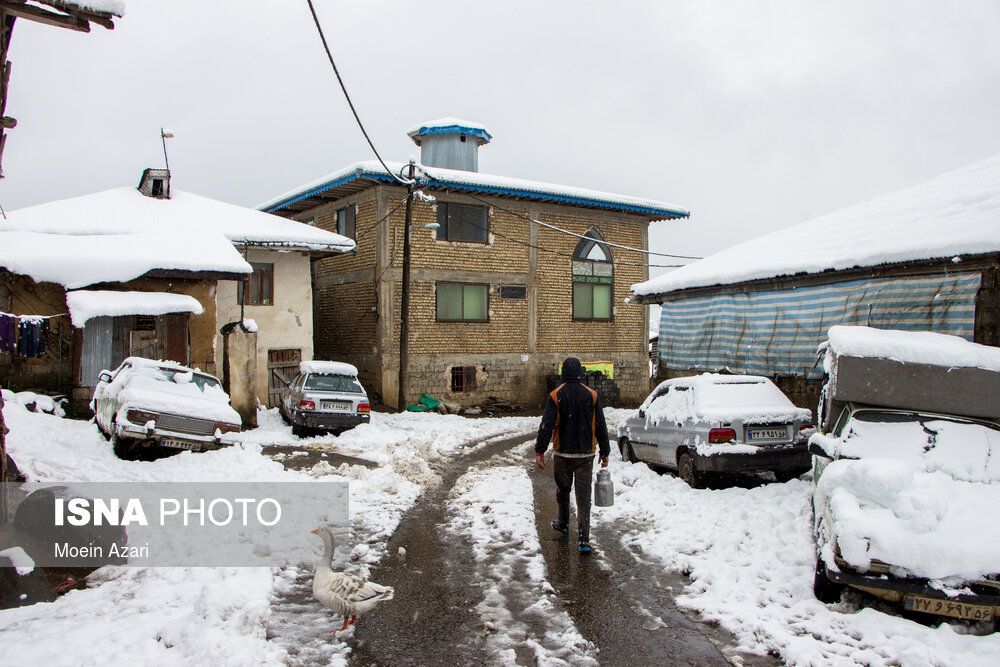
[561,357,585,382]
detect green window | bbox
[573,283,612,320]
[436,203,488,243]
[571,229,613,321]
[437,283,488,321]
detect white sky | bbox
[2,1,998,281]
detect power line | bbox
[305,0,412,186]
[465,193,702,260]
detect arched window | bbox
[572,229,613,321]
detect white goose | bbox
[311,527,394,632]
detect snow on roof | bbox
[258,160,689,220]
[407,118,493,145]
[827,325,1000,372]
[0,230,251,289]
[3,187,354,253]
[299,360,359,376]
[633,153,1000,297]
[66,290,203,327]
[63,0,126,16]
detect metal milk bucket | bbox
[594,467,614,507]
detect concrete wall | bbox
[216,248,315,404]
[301,184,653,409]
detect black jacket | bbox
[535,380,610,458]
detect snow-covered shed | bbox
[631,153,1000,409]
[0,176,354,409]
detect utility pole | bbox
[397,160,416,412]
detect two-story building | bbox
[259,119,689,408]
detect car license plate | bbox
[904,594,994,621]
[161,439,202,452]
[747,428,786,440]
[321,401,351,411]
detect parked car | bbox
[617,374,813,487]
[92,357,242,460]
[810,326,1000,626]
[279,361,370,436]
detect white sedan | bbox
[92,357,242,460]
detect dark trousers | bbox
[553,455,594,541]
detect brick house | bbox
[631,153,1000,412]
[259,119,688,408]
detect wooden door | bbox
[267,348,301,408]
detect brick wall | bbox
[297,184,654,408]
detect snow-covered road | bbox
[2,401,1000,666]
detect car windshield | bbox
[303,374,363,393]
[838,410,1000,482]
[151,366,222,393]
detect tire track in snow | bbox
[446,452,599,665]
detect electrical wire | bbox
[465,193,701,260]
[305,0,413,186]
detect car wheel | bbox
[291,424,308,438]
[813,558,843,604]
[110,433,139,461]
[677,451,704,489]
[773,469,805,483]
[619,438,638,463]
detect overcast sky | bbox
[3,1,999,280]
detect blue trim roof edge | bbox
[412,124,493,142]
[263,168,688,219]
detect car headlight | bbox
[126,409,158,426]
[213,421,241,434]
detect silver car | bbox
[279,361,371,437]
[617,374,813,487]
[92,357,242,460]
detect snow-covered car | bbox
[810,326,1000,625]
[92,357,242,460]
[279,361,370,436]
[617,374,813,488]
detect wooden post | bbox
[396,162,415,413]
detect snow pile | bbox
[95,358,240,425]
[447,462,598,665]
[595,459,1000,665]
[2,389,66,417]
[813,413,1000,580]
[633,152,1000,296]
[65,290,203,328]
[4,188,354,253]
[827,325,1000,372]
[298,360,359,376]
[641,374,811,426]
[0,230,251,289]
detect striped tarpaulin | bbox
[657,273,982,379]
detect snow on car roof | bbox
[299,361,359,376]
[826,325,1000,372]
[644,373,811,425]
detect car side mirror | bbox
[98,371,112,383]
[808,439,831,458]
[638,409,645,419]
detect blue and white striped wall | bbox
[657,273,982,378]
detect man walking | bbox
[535,357,610,552]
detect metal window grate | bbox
[451,366,477,392]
